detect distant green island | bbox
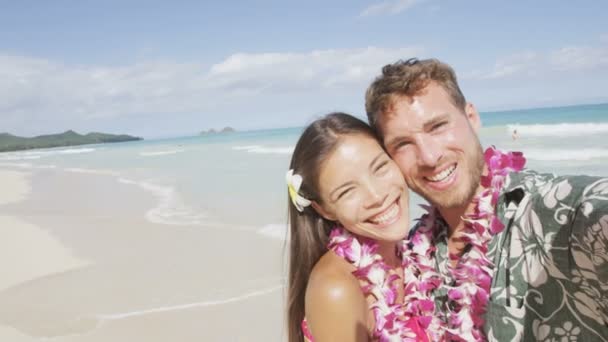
[200,126,236,135]
[0,130,143,152]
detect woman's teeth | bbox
[370,202,399,224]
[427,164,456,182]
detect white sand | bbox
[0,170,31,206]
[0,169,89,340]
[0,215,89,291]
[0,168,286,341]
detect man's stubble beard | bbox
[420,140,485,210]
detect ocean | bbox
[2,103,608,239]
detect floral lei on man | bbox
[327,147,526,341]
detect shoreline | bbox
[0,166,286,341]
[0,170,89,292]
[0,169,90,341]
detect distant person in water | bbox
[512,128,519,141]
[365,57,608,341]
[285,113,430,341]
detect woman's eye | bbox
[375,161,389,172]
[337,188,353,200]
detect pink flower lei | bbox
[327,147,525,341]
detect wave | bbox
[257,223,288,241]
[118,178,207,226]
[37,283,284,338]
[232,145,261,150]
[507,122,608,137]
[64,168,119,176]
[0,154,42,161]
[0,162,57,169]
[95,284,283,321]
[0,147,97,161]
[139,149,185,157]
[523,148,608,161]
[56,147,97,154]
[232,145,294,155]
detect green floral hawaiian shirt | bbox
[422,169,608,341]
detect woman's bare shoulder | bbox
[304,251,369,341]
[307,251,362,302]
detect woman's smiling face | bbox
[313,133,410,242]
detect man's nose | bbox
[416,136,442,167]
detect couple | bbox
[286,59,608,341]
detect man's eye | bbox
[432,121,447,131]
[395,141,410,150]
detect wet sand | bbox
[0,168,286,341]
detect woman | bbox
[286,113,431,342]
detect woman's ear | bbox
[311,201,337,221]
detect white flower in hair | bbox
[286,169,312,212]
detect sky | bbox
[1,0,607,138]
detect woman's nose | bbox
[363,183,387,209]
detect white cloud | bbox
[0,46,423,134]
[480,52,538,80]
[464,45,608,81]
[208,47,423,91]
[429,5,441,12]
[549,46,608,70]
[359,0,424,17]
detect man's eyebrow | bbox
[423,113,449,131]
[384,113,450,149]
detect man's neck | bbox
[440,199,478,236]
[377,240,400,268]
[438,167,488,255]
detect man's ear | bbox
[464,102,481,133]
[311,201,337,221]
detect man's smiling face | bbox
[378,82,485,209]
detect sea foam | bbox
[522,148,608,161]
[139,149,185,157]
[232,145,294,154]
[507,122,608,137]
[0,147,97,161]
[257,223,288,241]
[118,178,207,226]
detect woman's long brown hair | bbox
[286,113,376,342]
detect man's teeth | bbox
[427,165,456,182]
[370,203,399,224]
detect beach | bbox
[0,167,286,341]
[0,103,607,341]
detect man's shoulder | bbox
[505,168,607,195]
[503,169,608,219]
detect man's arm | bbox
[570,176,608,324]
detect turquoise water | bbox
[2,103,607,238]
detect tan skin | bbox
[378,82,486,259]
[305,250,405,341]
[304,134,409,341]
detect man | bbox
[365,58,608,341]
